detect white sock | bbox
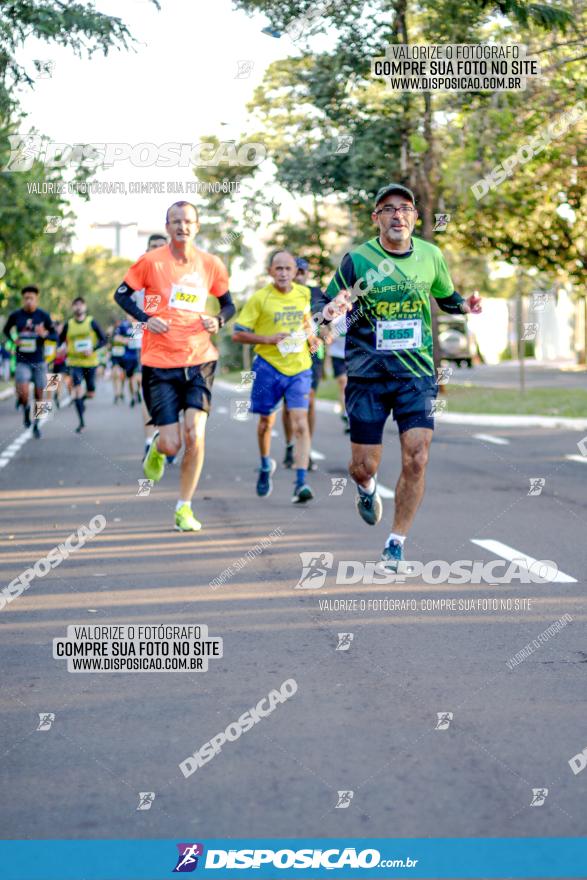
[357,477,376,495]
[387,532,406,546]
[176,499,191,512]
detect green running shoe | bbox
[175,503,202,532]
[143,431,166,482]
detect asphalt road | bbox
[1,376,586,849]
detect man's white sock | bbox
[387,532,406,546]
[176,499,191,512]
[357,477,376,495]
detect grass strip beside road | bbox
[220,370,587,418]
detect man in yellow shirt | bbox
[59,297,107,433]
[233,250,319,503]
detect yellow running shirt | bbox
[235,283,312,377]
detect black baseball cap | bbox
[374,184,416,208]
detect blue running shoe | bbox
[256,458,276,497]
[355,482,382,526]
[378,539,404,573]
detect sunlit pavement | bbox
[1,379,585,839]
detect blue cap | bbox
[296,257,309,270]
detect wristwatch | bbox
[217,314,225,329]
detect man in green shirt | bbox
[317,184,482,571]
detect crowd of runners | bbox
[2,185,482,570]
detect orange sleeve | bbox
[124,253,150,292]
[208,255,229,298]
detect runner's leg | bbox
[178,408,208,502]
[392,427,433,535]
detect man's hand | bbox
[319,325,334,344]
[35,324,49,339]
[265,333,290,346]
[146,316,169,335]
[201,314,220,334]
[307,335,322,354]
[323,290,352,322]
[462,293,482,314]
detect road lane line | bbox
[566,455,587,464]
[473,433,510,445]
[471,539,577,583]
[378,483,395,499]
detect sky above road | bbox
[16,0,302,270]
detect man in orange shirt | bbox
[114,201,235,531]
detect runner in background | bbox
[59,297,107,434]
[282,257,324,471]
[51,321,69,405]
[133,233,168,460]
[3,285,56,438]
[110,318,129,403]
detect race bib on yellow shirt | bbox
[277,331,307,356]
[111,345,125,357]
[168,282,207,314]
[376,319,422,351]
[74,338,93,354]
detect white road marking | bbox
[311,449,325,461]
[0,429,32,471]
[216,406,228,414]
[473,433,510,446]
[378,483,395,499]
[566,455,587,464]
[471,539,577,584]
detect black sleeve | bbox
[3,313,15,340]
[436,290,466,315]
[217,291,236,326]
[58,322,69,345]
[91,319,108,349]
[43,312,57,341]
[113,282,149,324]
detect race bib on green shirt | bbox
[376,319,422,351]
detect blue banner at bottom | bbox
[0,838,585,879]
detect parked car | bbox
[437,314,477,368]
